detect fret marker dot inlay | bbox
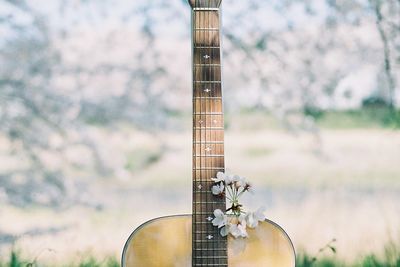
[205,146,211,152]
[198,184,202,189]
[203,54,210,59]
[206,216,213,221]
[198,120,204,124]
[213,119,218,124]
[204,88,211,93]
[206,234,214,240]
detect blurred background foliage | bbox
[0,0,399,265]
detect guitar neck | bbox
[190,1,227,265]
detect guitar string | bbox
[196,0,204,263]
[200,4,205,262]
[211,3,218,264]
[199,2,204,263]
[193,1,199,264]
[214,5,219,264]
[207,2,212,264]
[192,3,196,264]
[203,1,207,263]
[209,3,213,261]
[206,6,210,262]
[217,6,223,262]
[208,2,216,264]
[209,3,214,263]
[216,5,226,264]
[215,6,220,265]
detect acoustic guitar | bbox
[122,1,296,266]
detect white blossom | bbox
[211,172,226,183]
[209,172,267,239]
[211,182,224,196]
[224,174,233,185]
[237,176,247,187]
[232,175,241,183]
[229,215,248,238]
[220,225,229,237]
[246,207,266,228]
[212,209,228,228]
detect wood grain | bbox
[191,7,227,266]
[122,215,296,267]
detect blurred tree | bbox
[0,0,72,207]
[0,0,183,208]
[369,0,398,109]
[0,0,399,207]
[327,0,399,108]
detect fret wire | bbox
[193,256,228,258]
[193,265,227,266]
[194,221,215,223]
[193,240,227,243]
[193,155,224,157]
[193,264,227,266]
[195,46,220,48]
[193,7,220,11]
[194,63,220,66]
[194,229,225,234]
[193,97,222,99]
[194,81,221,83]
[194,127,224,130]
[194,140,223,143]
[194,190,213,193]
[193,201,224,204]
[194,248,227,251]
[193,167,224,169]
[194,112,223,115]
[194,28,219,31]
[194,211,215,215]
[194,46,220,49]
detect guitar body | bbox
[122,2,296,266]
[122,215,295,267]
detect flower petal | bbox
[220,225,229,237]
[211,183,224,195]
[255,207,266,221]
[225,175,233,185]
[213,209,224,217]
[217,172,225,181]
[246,212,258,228]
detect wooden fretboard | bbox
[189,0,227,266]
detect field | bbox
[0,111,399,266]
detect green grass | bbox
[295,254,400,267]
[233,107,400,130]
[1,250,399,267]
[75,257,119,267]
[0,252,120,267]
[295,240,400,267]
[307,107,400,129]
[171,107,400,131]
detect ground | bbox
[0,112,399,265]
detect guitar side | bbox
[122,215,296,267]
